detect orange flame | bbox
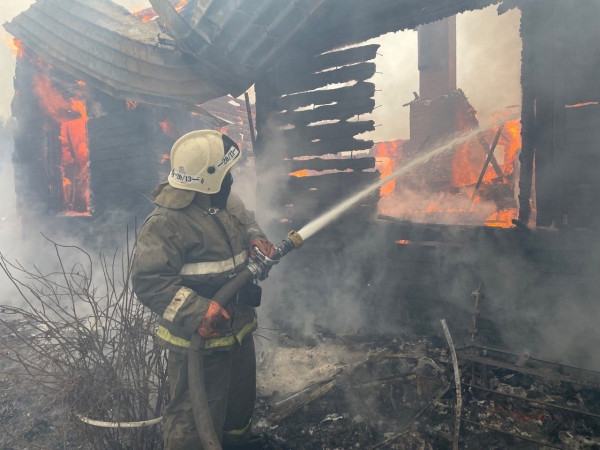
[376,140,402,196]
[290,169,309,178]
[2,36,23,57]
[133,0,189,21]
[60,99,90,214]
[159,118,181,139]
[378,115,521,229]
[452,119,521,188]
[485,209,518,228]
[33,73,75,122]
[33,72,90,215]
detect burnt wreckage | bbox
[5,0,600,448]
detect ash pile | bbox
[252,329,600,449]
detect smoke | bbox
[457,7,522,124]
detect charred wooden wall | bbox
[520,0,600,229]
[12,51,68,224]
[10,49,219,245]
[254,44,380,227]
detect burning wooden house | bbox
[5,0,513,240]
[4,0,600,448]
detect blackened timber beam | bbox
[285,157,376,173]
[278,97,375,126]
[281,44,380,75]
[270,62,376,96]
[279,190,380,212]
[282,204,378,224]
[284,136,373,157]
[313,44,379,71]
[477,133,504,179]
[274,82,376,111]
[287,170,380,191]
[281,120,375,142]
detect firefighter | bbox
[131,129,275,449]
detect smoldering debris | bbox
[253,329,600,449]
[2,315,600,449]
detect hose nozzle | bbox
[248,230,303,280]
[274,230,303,258]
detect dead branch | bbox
[441,319,462,450]
[0,233,167,449]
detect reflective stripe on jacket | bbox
[132,183,266,352]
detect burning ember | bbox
[290,169,309,178]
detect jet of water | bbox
[297,116,518,240]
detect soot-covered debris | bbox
[252,331,600,449]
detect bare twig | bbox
[0,232,168,449]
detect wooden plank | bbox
[287,170,380,191]
[271,62,376,96]
[563,130,600,149]
[274,82,375,111]
[564,103,600,129]
[285,156,376,173]
[313,44,380,70]
[281,119,375,142]
[281,203,378,224]
[284,136,373,157]
[277,97,375,126]
[278,189,379,213]
[278,182,381,199]
[279,45,380,81]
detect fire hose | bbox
[189,230,303,450]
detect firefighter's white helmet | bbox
[167,130,241,193]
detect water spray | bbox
[297,115,519,240]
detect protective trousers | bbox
[163,336,256,449]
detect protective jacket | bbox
[132,182,266,352]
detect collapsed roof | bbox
[4,0,499,109]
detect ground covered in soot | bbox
[251,329,600,450]
[2,321,600,449]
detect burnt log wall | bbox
[10,48,218,245]
[11,51,65,230]
[87,106,161,226]
[521,0,600,229]
[254,44,380,227]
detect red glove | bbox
[249,238,276,259]
[197,301,231,339]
